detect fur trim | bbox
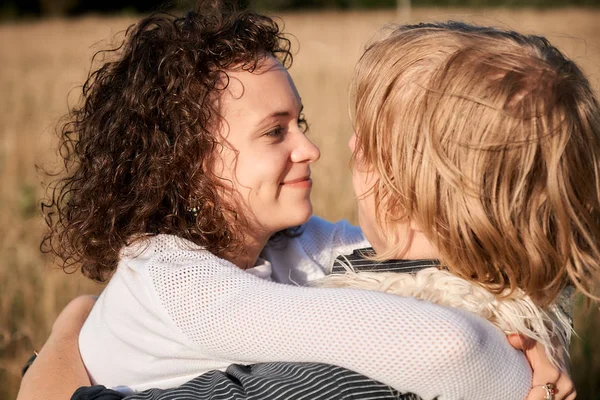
[314,266,572,369]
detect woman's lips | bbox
[281,176,312,188]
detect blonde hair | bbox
[351,22,600,307]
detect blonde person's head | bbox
[351,21,600,307]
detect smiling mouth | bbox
[281,176,312,188]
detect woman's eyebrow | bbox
[254,105,303,128]
[254,111,292,128]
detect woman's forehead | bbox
[220,57,301,119]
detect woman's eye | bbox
[265,126,284,138]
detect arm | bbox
[17,296,96,400]
[18,292,573,400]
[148,254,531,399]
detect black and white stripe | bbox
[332,248,440,275]
[122,363,423,400]
[72,363,426,400]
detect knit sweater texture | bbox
[79,216,531,399]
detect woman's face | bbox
[215,56,320,238]
[349,133,437,259]
[348,132,387,253]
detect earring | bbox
[188,206,200,217]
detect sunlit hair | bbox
[42,3,294,281]
[351,21,600,307]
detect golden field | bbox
[1,7,600,399]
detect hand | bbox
[17,295,98,400]
[508,334,576,400]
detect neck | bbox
[374,229,438,260]
[225,231,270,270]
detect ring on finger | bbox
[534,382,558,400]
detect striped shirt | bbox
[331,248,440,275]
[72,363,424,400]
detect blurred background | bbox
[1,0,599,398]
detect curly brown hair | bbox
[41,3,294,281]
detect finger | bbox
[558,388,577,400]
[525,382,558,400]
[525,383,558,400]
[553,373,575,400]
[524,384,542,400]
[532,381,567,400]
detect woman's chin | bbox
[284,204,313,228]
[261,202,313,234]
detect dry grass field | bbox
[1,7,600,399]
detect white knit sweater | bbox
[79,216,531,399]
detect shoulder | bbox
[121,234,229,264]
[300,216,367,248]
[118,234,240,282]
[298,217,370,269]
[302,216,359,236]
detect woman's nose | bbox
[291,134,320,163]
